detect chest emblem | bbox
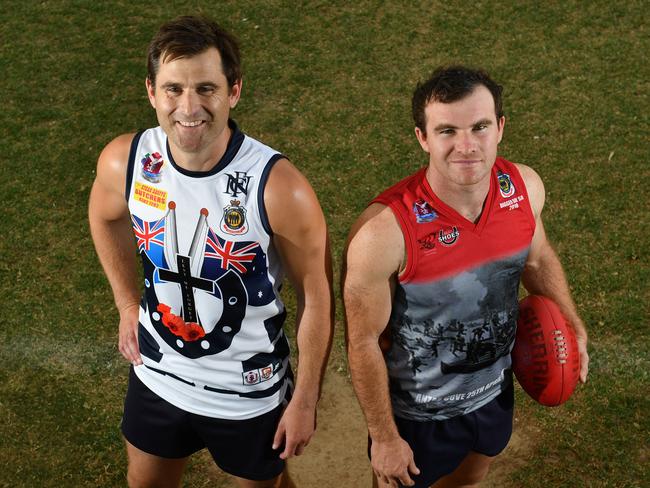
[141,151,164,183]
[498,172,516,198]
[413,199,438,223]
[131,201,274,360]
[224,171,252,197]
[221,199,249,235]
[438,226,460,246]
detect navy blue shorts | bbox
[372,385,514,488]
[121,367,285,481]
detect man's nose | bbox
[455,131,477,154]
[178,90,200,116]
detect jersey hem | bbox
[133,364,287,420]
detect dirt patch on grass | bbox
[290,369,371,486]
[188,369,536,487]
[291,370,536,487]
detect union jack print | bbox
[205,228,259,273]
[131,215,165,251]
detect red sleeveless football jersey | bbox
[373,157,535,420]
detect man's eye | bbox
[440,129,454,135]
[474,124,487,131]
[166,86,181,94]
[198,87,215,94]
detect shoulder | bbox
[96,133,137,186]
[350,203,402,241]
[264,158,325,233]
[90,133,136,217]
[345,203,404,279]
[265,158,310,191]
[514,162,545,219]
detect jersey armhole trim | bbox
[373,197,416,284]
[125,130,144,203]
[258,153,285,236]
[393,203,417,283]
[509,163,537,232]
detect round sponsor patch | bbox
[438,226,460,246]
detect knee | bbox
[453,466,490,487]
[127,470,179,488]
[455,467,489,487]
[126,470,146,488]
[126,471,152,488]
[434,457,491,487]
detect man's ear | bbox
[146,77,156,109]
[414,126,430,153]
[229,79,243,109]
[497,115,506,144]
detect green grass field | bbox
[1,1,648,486]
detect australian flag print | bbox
[131,214,168,269]
[202,227,275,307]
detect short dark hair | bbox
[411,65,503,132]
[147,15,241,89]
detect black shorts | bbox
[121,367,285,481]
[372,385,514,488]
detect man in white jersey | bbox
[89,16,333,488]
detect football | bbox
[512,295,580,406]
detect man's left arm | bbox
[264,158,334,459]
[518,164,589,382]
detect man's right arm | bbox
[88,134,143,365]
[343,203,420,487]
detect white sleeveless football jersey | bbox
[126,120,292,419]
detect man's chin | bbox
[172,135,204,154]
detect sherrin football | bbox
[512,295,580,406]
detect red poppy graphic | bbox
[157,303,206,342]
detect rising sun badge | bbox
[221,199,248,235]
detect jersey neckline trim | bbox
[165,118,245,178]
[420,162,498,236]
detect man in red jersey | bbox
[343,66,589,488]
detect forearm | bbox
[522,244,587,340]
[291,297,333,407]
[89,213,141,312]
[348,338,399,442]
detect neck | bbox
[426,166,491,223]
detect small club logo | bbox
[242,364,276,385]
[221,200,248,235]
[438,226,460,246]
[243,370,260,385]
[413,199,438,223]
[498,172,516,198]
[261,366,273,380]
[141,152,164,183]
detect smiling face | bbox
[415,85,505,191]
[146,47,241,165]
